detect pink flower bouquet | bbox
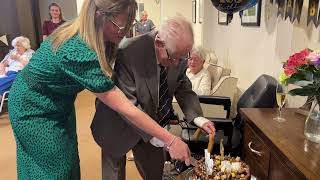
[280,49,320,96]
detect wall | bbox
[76,0,85,14]
[0,0,20,42]
[160,0,192,21]
[16,0,38,48]
[135,0,192,34]
[202,0,320,91]
[157,0,201,44]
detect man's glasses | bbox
[165,49,191,61]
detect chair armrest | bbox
[207,117,233,129]
[198,96,231,118]
[207,117,233,123]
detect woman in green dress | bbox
[8,0,191,179]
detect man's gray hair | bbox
[158,16,194,53]
[192,46,207,62]
[11,36,31,50]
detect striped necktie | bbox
[158,65,172,127]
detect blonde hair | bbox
[50,0,137,77]
[158,16,194,53]
[12,36,31,50]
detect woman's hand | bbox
[167,136,191,166]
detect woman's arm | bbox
[95,87,191,164]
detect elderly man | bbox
[135,10,156,35]
[91,16,215,180]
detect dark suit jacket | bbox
[91,32,203,158]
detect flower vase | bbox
[304,96,320,143]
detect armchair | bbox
[203,63,238,118]
[172,63,238,120]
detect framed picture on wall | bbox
[218,11,228,25]
[192,0,196,23]
[241,0,261,26]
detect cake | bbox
[192,155,250,180]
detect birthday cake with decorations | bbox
[192,155,250,180]
[188,130,250,179]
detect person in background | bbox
[0,36,34,100]
[9,0,191,179]
[92,16,215,180]
[186,46,212,95]
[42,2,65,40]
[135,10,155,35]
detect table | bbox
[241,108,320,180]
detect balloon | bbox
[211,0,258,14]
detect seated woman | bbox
[0,36,34,99]
[186,46,212,95]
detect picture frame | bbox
[192,0,196,23]
[241,0,261,26]
[218,11,228,25]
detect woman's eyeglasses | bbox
[165,49,191,61]
[108,18,126,34]
[97,11,132,35]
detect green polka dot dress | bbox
[8,35,114,179]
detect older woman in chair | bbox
[186,46,211,95]
[0,36,34,100]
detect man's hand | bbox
[201,121,215,135]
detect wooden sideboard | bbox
[240,108,320,180]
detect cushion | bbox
[205,63,223,88]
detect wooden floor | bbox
[0,90,142,180]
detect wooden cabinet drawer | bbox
[269,155,304,180]
[243,124,270,180]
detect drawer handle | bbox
[248,141,262,156]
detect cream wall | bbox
[202,0,320,91]
[76,0,84,14]
[160,0,200,45]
